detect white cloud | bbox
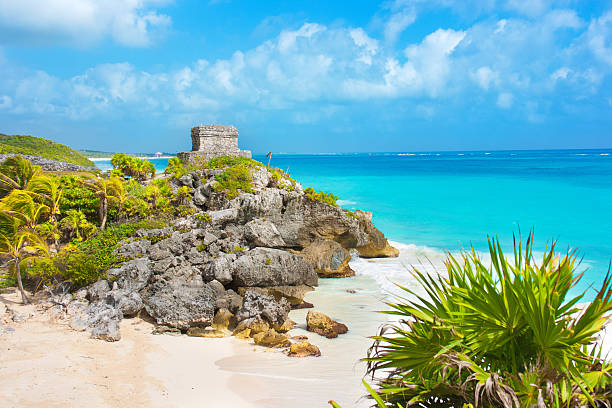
[0,0,172,47]
[384,6,416,43]
[587,11,612,66]
[350,28,379,65]
[472,66,499,90]
[497,92,514,108]
[550,67,571,81]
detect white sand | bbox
[0,292,260,408]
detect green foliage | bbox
[213,164,254,199]
[232,245,247,253]
[59,174,99,221]
[60,209,96,241]
[265,258,271,265]
[205,156,262,169]
[345,210,358,219]
[194,212,212,226]
[304,187,337,207]
[175,186,192,205]
[0,134,94,167]
[269,167,297,191]
[110,153,155,180]
[196,243,207,252]
[365,233,612,408]
[39,220,167,288]
[0,155,42,198]
[165,157,192,179]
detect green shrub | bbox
[304,187,337,207]
[165,157,191,179]
[265,258,271,265]
[58,175,99,221]
[205,156,262,169]
[365,233,612,408]
[110,153,155,180]
[45,220,167,288]
[213,164,254,199]
[196,243,207,252]
[194,212,212,226]
[232,245,247,253]
[0,134,94,167]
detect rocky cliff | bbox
[64,162,398,341]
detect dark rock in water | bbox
[70,301,123,342]
[107,258,152,291]
[300,239,355,278]
[105,289,143,316]
[232,247,318,287]
[144,285,215,330]
[235,290,290,330]
[0,154,97,172]
[306,310,348,339]
[88,279,111,301]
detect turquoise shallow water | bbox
[95,149,612,297]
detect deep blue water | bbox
[95,149,612,296]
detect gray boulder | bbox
[193,185,207,206]
[114,239,151,258]
[209,208,239,226]
[232,248,318,287]
[88,279,110,301]
[105,290,143,316]
[202,253,236,284]
[70,301,123,342]
[179,174,194,188]
[106,258,152,291]
[244,219,286,248]
[144,285,216,330]
[215,289,243,314]
[235,290,290,328]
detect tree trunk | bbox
[100,196,108,230]
[15,258,28,305]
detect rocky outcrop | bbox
[0,154,96,172]
[287,341,321,357]
[355,210,399,258]
[144,285,215,330]
[70,158,396,343]
[300,239,355,278]
[253,329,291,348]
[306,310,348,339]
[70,301,123,342]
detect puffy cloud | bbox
[587,11,612,66]
[472,66,499,91]
[0,0,172,47]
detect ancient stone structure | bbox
[177,125,251,163]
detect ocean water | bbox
[95,150,612,297]
[95,150,612,407]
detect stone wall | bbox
[177,124,252,164]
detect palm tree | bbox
[0,190,49,230]
[0,229,48,304]
[60,209,96,241]
[28,174,63,224]
[36,221,61,249]
[0,156,41,198]
[82,175,123,230]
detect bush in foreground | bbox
[339,234,612,408]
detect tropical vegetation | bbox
[0,134,94,167]
[351,234,612,408]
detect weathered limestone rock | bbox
[306,310,348,339]
[186,327,227,338]
[105,289,143,316]
[234,328,251,339]
[177,125,252,164]
[232,317,269,336]
[252,329,291,348]
[232,248,318,287]
[144,285,215,330]
[235,290,290,329]
[215,289,243,313]
[287,341,321,357]
[236,285,314,307]
[202,253,236,284]
[70,301,123,342]
[300,239,355,278]
[276,319,296,333]
[355,210,400,258]
[88,279,110,301]
[106,258,152,291]
[114,239,151,258]
[244,219,286,248]
[212,308,235,330]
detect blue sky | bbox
[0,0,611,154]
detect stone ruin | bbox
[177,125,252,163]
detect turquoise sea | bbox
[94,150,612,297]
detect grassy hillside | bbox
[0,134,94,167]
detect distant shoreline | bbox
[89,156,175,161]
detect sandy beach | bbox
[0,268,389,408]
